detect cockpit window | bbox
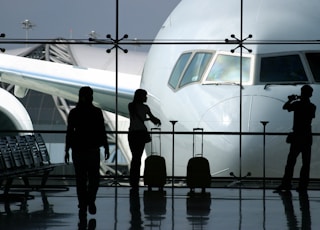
[206,54,251,83]
[260,55,307,82]
[179,52,213,87]
[168,52,192,89]
[306,53,320,82]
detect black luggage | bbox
[144,128,167,191]
[186,128,211,193]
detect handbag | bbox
[143,131,152,143]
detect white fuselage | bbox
[141,0,320,177]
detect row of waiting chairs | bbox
[0,133,55,198]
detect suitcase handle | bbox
[193,128,204,157]
[151,128,161,156]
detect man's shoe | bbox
[88,202,96,215]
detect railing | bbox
[1,129,320,190]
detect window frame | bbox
[305,52,320,83]
[257,52,310,84]
[202,51,254,85]
[178,51,214,88]
[168,50,215,91]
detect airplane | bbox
[0,0,320,179]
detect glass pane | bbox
[306,53,320,82]
[168,52,192,89]
[260,55,307,82]
[206,54,251,82]
[179,52,213,87]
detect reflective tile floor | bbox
[1,186,320,229]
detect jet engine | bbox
[0,87,33,136]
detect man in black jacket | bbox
[65,86,110,220]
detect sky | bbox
[0,0,181,50]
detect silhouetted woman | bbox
[128,89,161,192]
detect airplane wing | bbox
[0,52,145,117]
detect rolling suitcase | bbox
[186,128,211,193]
[144,128,167,191]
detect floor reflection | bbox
[186,192,211,228]
[2,191,33,215]
[278,191,311,230]
[143,190,167,228]
[129,190,143,230]
[0,191,72,229]
[1,187,320,229]
[78,218,96,230]
[2,191,53,215]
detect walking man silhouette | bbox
[65,86,110,221]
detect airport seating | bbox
[0,134,57,200]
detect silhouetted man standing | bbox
[65,86,110,221]
[276,85,316,192]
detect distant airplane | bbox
[0,0,320,178]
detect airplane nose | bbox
[199,95,289,133]
[198,95,291,177]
